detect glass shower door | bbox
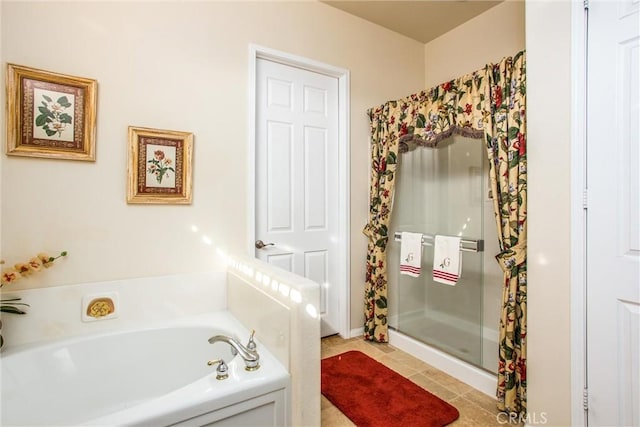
[387,136,487,369]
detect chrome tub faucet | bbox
[208,331,260,371]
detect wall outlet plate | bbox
[82,292,119,322]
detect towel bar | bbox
[393,231,484,253]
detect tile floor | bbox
[321,335,521,427]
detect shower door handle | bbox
[255,239,275,249]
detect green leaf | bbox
[386,152,397,165]
[38,106,50,115]
[509,155,519,169]
[42,94,52,102]
[59,113,72,124]
[57,96,72,107]
[45,129,56,136]
[0,306,27,314]
[375,296,387,309]
[505,372,516,389]
[35,114,47,126]
[508,127,520,140]
[0,297,24,303]
[416,113,426,128]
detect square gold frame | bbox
[6,64,97,161]
[127,126,193,204]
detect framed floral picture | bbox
[127,126,193,204]
[5,64,97,161]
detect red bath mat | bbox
[321,350,460,427]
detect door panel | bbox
[587,1,640,425]
[256,58,340,337]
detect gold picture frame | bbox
[6,64,97,161]
[127,126,193,204]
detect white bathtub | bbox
[0,311,290,427]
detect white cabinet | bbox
[171,389,288,427]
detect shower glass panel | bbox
[388,135,494,372]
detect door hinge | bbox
[584,0,589,10]
[583,387,589,411]
[583,189,588,210]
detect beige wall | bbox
[0,1,424,310]
[526,1,573,425]
[424,1,526,89]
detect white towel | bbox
[432,235,462,286]
[399,232,423,277]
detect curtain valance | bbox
[367,66,489,154]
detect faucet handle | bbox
[207,359,229,380]
[247,330,257,351]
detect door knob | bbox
[255,239,275,249]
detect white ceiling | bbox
[321,0,503,44]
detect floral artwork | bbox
[127,126,193,204]
[6,64,97,161]
[34,90,75,141]
[146,147,176,187]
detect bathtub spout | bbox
[208,335,260,371]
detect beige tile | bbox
[321,405,356,427]
[363,339,396,354]
[462,389,501,416]
[428,370,475,395]
[448,396,504,427]
[321,395,333,410]
[376,354,419,377]
[386,350,434,372]
[408,372,459,401]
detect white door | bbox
[255,57,340,337]
[587,1,640,425]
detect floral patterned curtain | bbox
[484,51,527,416]
[363,50,526,416]
[362,102,399,343]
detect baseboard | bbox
[349,327,364,338]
